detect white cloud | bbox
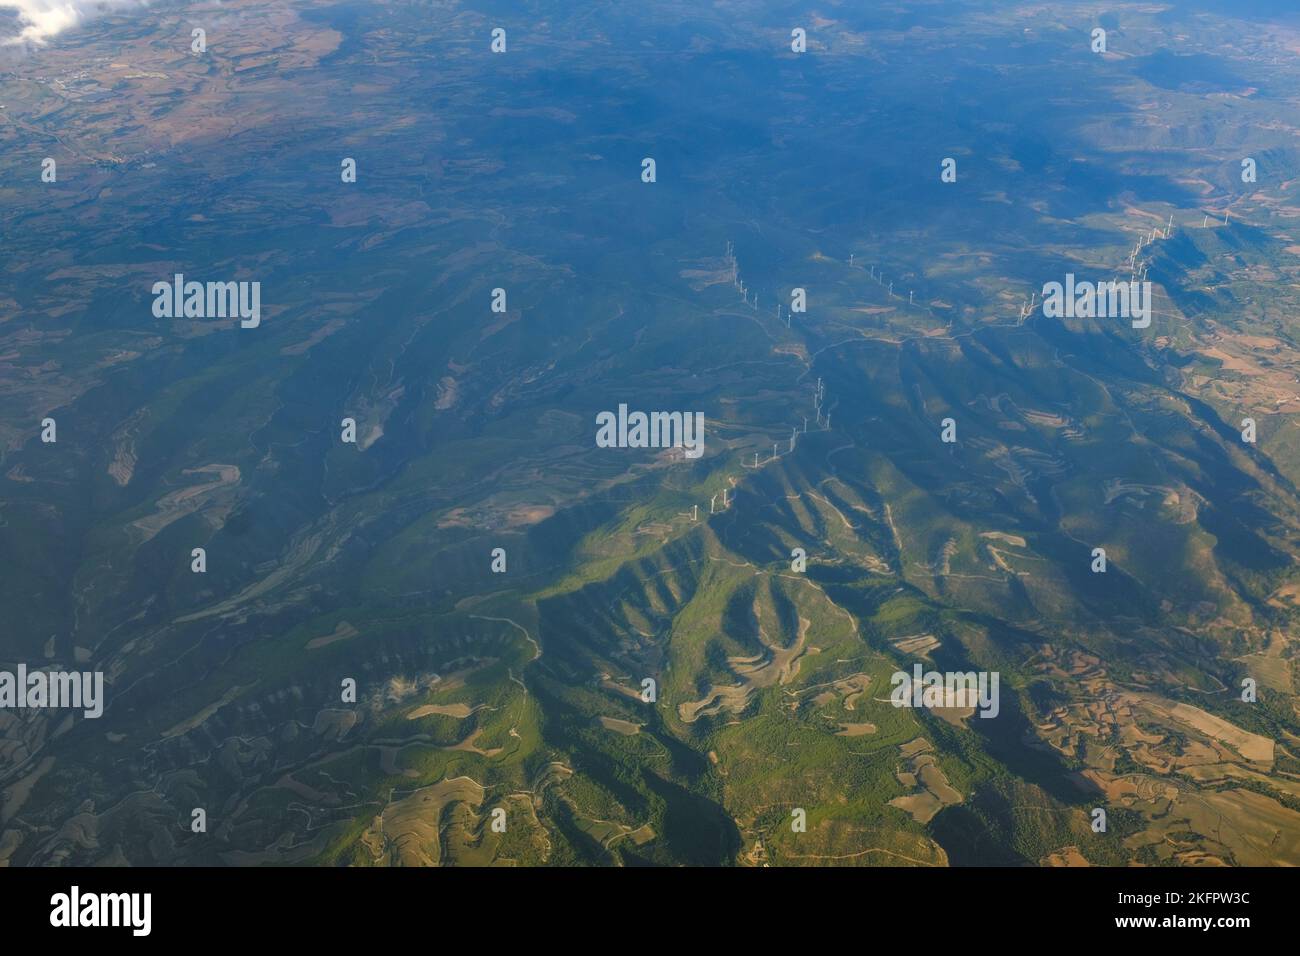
[0,0,150,45]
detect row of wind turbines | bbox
[1017,211,1180,320]
[727,240,925,327]
[686,376,832,523]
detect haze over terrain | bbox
[1,0,1300,866]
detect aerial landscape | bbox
[1,0,1299,870]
